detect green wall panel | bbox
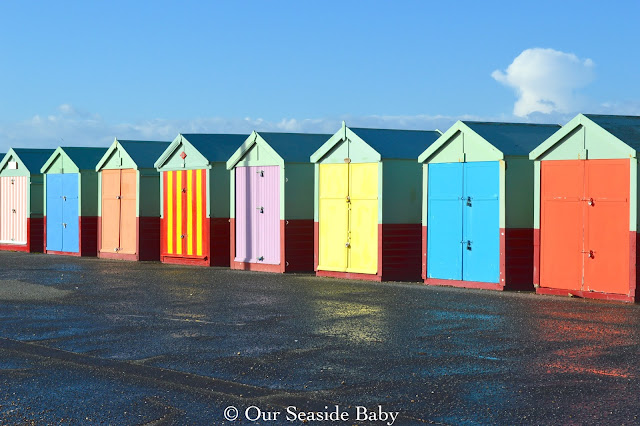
[210,163,230,218]
[381,160,422,224]
[504,156,534,228]
[284,163,314,220]
[80,171,99,217]
[138,170,160,217]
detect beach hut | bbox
[227,131,330,273]
[0,148,55,252]
[40,147,107,256]
[310,123,440,282]
[95,139,170,261]
[418,121,560,291]
[154,133,247,266]
[529,114,640,302]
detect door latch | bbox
[180,234,185,239]
[116,195,121,199]
[345,242,350,248]
[257,207,264,213]
[11,209,15,213]
[257,170,264,177]
[258,256,264,261]
[62,196,67,201]
[461,240,472,250]
[346,196,350,202]
[581,250,595,258]
[62,223,67,228]
[588,198,594,206]
[466,196,472,207]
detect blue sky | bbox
[0,1,639,151]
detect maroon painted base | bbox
[230,219,314,274]
[44,216,98,257]
[0,218,43,253]
[314,222,422,282]
[97,216,160,261]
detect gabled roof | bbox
[584,114,640,151]
[0,148,56,174]
[155,133,249,169]
[227,131,331,169]
[311,123,441,162]
[529,114,640,160]
[41,146,108,173]
[463,121,560,155]
[419,120,561,163]
[96,138,170,171]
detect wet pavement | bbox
[1,252,640,425]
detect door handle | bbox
[346,196,350,202]
[581,250,595,258]
[345,242,350,248]
[116,195,121,199]
[11,209,16,213]
[256,207,264,213]
[62,223,67,228]
[182,188,187,193]
[62,196,67,201]
[588,198,594,206]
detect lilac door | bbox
[235,166,280,264]
[0,176,27,244]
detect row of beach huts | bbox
[1,113,639,302]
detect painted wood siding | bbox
[0,176,27,244]
[234,166,280,264]
[101,169,137,254]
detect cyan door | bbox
[462,162,499,282]
[46,174,79,253]
[427,163,463,280]
[427,162,499,283]
[61,174,79,253]
[46,174,64,251]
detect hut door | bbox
[46,174,79,252]
[164,169,207,257]
[540,159,629,293]
[318,164,349,271]
[427,163,463,280]
[318,163,378,274]
[347,163,378,274]
[583,160,629,294]
[462,162,499,282]
[46,174,64,251]
[234,166,280,264]
[101,169,137,254]
[0,176,27,244]
[427,162,498,282]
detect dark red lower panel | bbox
[284,219,314,272]
[632,231,638,302]
[313,221,319,271]
[137,217,160,261]
[80,216,98,257]
[210,218,230,267]
[421,226,427,281]
[380,223,422,282]
[533,228,541,288]
[504,228,534,291]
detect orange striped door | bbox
[583,160,629,294]
[164,170,206,257]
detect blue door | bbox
[463,162,499,283]
[61,174,79,253]
[46,174,64,252]
[427,162,499,283]
[427,163,463,280]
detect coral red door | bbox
[540,161,584,291]
[583,160,629,294]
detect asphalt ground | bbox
[1,252,640,425]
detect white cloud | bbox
[492,48,595,117]
[0,105,480,153]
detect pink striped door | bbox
[0,176,27,244]
[257,166,280,264]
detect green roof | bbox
[462,121,561,156]
[0,148,56,174]
[117,140,171,169]
[583,114,640,151]
[181,134,249,162]
[257,132,332,162]
[61,147,109,170]
[350,127,441,159]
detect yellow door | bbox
[318,164,349,271]
[348,163,378,274]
